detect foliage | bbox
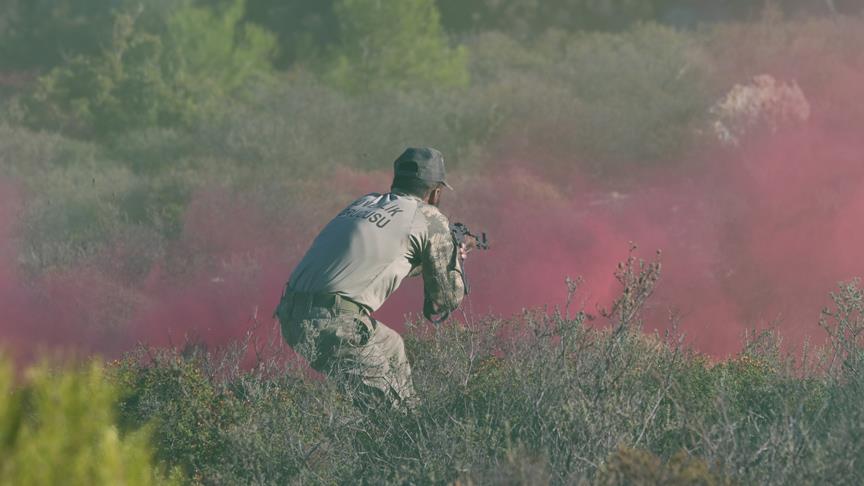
[435,0,842,37]
[197,75,493,173]
[22,12,189,137]
[0,15,859,287]
[20,0,275,137]
[115,341,358,483]
[244,0,339,68]
[111,250,864,484]
[463,23,718,170]
[0,0,120,69]
[820,279,864,380]
[0,356,181,485]
[706,15,864,126]
[325,0,469,93]
[0,0,194,69]
[546,24,716,165]
[165,0,276,98]
[596,447,731,486]
[0,124,190,277]
[2,12,864,484]
[437,0,662,37]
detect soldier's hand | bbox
[460,235,478,260]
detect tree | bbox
[22,0,276,137]
[244,0,339,68]
[325,0,469,93]
[166,0,276,96]
[436,0,661,38]
[0,0,197,70]
[0,358,182,485]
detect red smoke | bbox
[2,71,863,361]
[375,69,864,356]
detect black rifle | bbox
[450,222,489,294]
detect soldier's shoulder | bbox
[348,192,381,205]
[416,202,448,221]
[416,203,451,233]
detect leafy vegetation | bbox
[110,254,864,484]
[0,357,181,485]
[2,0,864,483]
[325,0,469,93]
[19,0,275,137]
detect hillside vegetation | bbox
[111,254,864,484]
[1,1,864,484]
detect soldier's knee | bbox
[379,324,404,346]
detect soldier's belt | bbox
[284,290,367,316]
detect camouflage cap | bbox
[393,147,453,190]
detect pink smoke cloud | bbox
[1,66,863,361]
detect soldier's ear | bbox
[429,186,443,206]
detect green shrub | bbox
[106,127,197,174]
[437,0,663,38]
[465,24,718,170]
[23,13,192,137]
[244,0,339,68]
[165,0,276,99]
[0,0,119,69]
[109,249,864,484]
[0,0,204,69]
[557,24,716,164]
[0,125,190,275]
[596,447,730,486]
[22,0,275,137]
[0,123,103,179]
[115,345,358,483]
[325,0,469,93]
[0,356,181,485]
[196,75,492,172]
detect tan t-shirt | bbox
[288,192,465,316]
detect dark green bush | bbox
[464,24,719,170]
[21,0,275,137]
[596,447,731,486]
[324,0,469,93]
[0,0,122,69]
[244,0,339,68]
[0,125,191,275]
[195,75,493,173]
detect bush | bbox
[596,447,731,486]
[244,0,339,68]
[437,0,663,38]
[0,124,190,275]
[165,0,276,98]
[115,344,358,483]
[195,75,493,173]
[0,356,181,485]
[324,0,469,93]
[108,250,864,484]
[555,24,717,165]
[23,13,193,137]
[22,0,276,137]
[464,24,718,170]
[106,127,197,174]
[0,0,119,69]
[0,0,196,70]
[706,15,864,125]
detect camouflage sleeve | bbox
[415,205,465,320]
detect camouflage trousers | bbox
[277,300,417,410]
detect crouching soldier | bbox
[274,147,474,410]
